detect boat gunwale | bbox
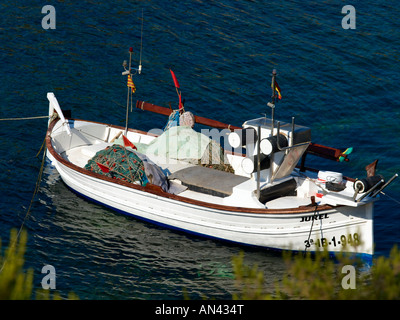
[46,116,339,215]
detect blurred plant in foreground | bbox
[232,245,400,300]
[0,229,78,300]
[0,229,33,299]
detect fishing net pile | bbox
[199,139,234,173]
[84,144,148,185]
[133,125,234,173]
[84,144,170,192]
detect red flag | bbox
[123,135,137,150]
[96,162,110,173]
[170,69,180,88]
[274,81,282,100]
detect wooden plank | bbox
[135,100,171,116]
[306,143,349,162]
[136,100,241,131]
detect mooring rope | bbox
[380,191,400,206]
[0,115,49,121]
[0,139,47,273]
[304,202,319,254]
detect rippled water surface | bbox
[0,0,399,299]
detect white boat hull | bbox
[47,147,374,259]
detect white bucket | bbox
[317,171,343,184]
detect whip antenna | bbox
[138,9,144,74]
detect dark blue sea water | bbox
[0,0,399,300]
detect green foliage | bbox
[354,245,400,300]
[281,249,336,299]
[0,229,33,300]
[34,288,79,300]
[232,251,266,300]
[281,249,360,300]
[232,246,400,300]
[0,229,78,300]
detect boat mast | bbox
[267,69,278,184]
[124,47,133,135]
[257,69,278,197]
[123,10,144,135]
[268,69,277,134]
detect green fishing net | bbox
[84,144,149,186]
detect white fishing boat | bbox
[45,58,397,261]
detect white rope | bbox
[381,191,400,206]
[0,115,49,121]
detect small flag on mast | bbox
[127,74,136,93]
[274,80,282,100]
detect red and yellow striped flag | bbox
[272,80,282,100]
[127,75,136,93]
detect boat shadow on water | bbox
[39,163,290,299]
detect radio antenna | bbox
[138,9,144,74]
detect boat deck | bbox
[60,139,361,210]
[61,143,311,208]
[169,165,249,198]
[62,142,111,168]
